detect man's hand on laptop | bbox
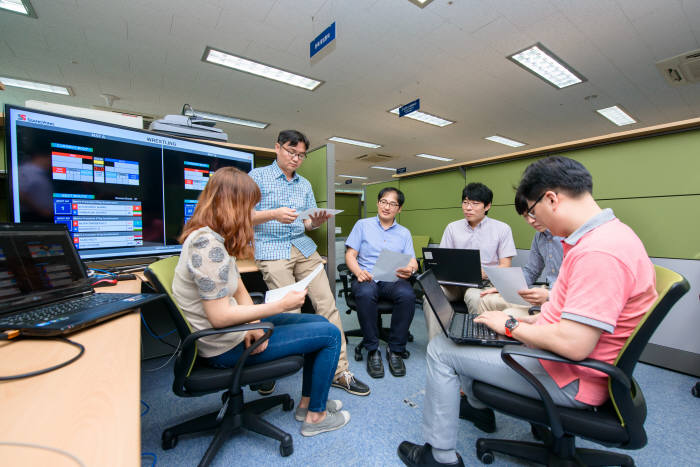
[518,287,549,305]
[355,269,373,282]
[480,287,498,297]
[474,310,509,335]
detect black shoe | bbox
[387,348,406,377]
[331,370,371,395]
[366,349,384,378]
[250,381,276,395]
[459,394,496,433]
[397,441,464,466]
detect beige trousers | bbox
[256,246,349,377]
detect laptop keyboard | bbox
[455,313,498,340]
[0,293,132,327]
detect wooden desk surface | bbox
[0,310,141,466]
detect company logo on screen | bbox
[18,114,26,121]
[17,114,55,127]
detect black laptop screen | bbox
[0,226,89,312]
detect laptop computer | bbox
[418,268,519,347]
[422,247,485,287]
[0,223,163,336]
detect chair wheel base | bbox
[354,347,363,361]
[280,442,293,457]
[162,431,178,450]
[282,396,294,411]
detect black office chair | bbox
[472,265,689,466]
[336,263,414,362]
[144,256,304,466]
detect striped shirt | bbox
[249,161,317,260]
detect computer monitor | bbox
[4,104,254,261]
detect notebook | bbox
[418,268,520,346]
[422,247,486,288]
[0,223,163,336]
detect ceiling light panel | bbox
[203,47,323,91]
[371,166,397,171]
[508,43,586,89]
[192,109,269,129]
[407,0,435,8]
[338,174,368,179]
[389,107,454,127]
[596,105,637,126]
[328,137,382,148]
[0,76,72,95]
[485,135,526,147]
[415,153,453,161]
[0,0,36,17]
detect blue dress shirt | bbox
[249,161,318,260]
[345,216,415,280]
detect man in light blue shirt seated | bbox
[345,187,419,379]
[476,191,564,315]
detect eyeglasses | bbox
[282,146,307,160]
[378,199,400,208]
[526,192,546,219]
[462,200,484,208]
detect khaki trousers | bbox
[256,246,349,377]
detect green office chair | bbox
[472,265,689,466]
[144,256,304,466]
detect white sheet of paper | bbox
[264,264,324,303]
[297,208,343,220]
[482,266,530,306]
[371,249,412,282]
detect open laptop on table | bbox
[418,268,520,347]
[0,223,163,336]
[422,247,486,288]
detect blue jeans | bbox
[206,313,341,413]
[351,278,416,353]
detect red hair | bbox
[179,167,260,258]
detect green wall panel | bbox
[298,146,327,203]
[397,208,463,245]
[307,201,328,257]
[335,193,362,237]
[598,196,700,259]
[365,181,395,215]
[466,157,544,206]
[335,215,357,237]
[253,156,274,169]
[399,169,466,210]
[487,205,534,250]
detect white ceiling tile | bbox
[630,5,698,61]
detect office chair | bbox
[336,263,414,362]
[144,256,304,466]
[471,265,689,466]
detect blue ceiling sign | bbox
[310,22,336,58]
[396,167,407,174]
[344,179,352,184]
[399,99,420,117]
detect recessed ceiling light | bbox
[389,107,454,127]
[0,76,72,95]
[328,136,382,148]
[596,105,637,126]
[338,174,368,180]
[334,182,341,185]
[0,0,36,17]
[508,43,586,89]
[407,0,435,8]
[415,153,453,162]
[371,166,397,172]
[203,46,323,91]
[190,108,269,129]
[485,135,526,147]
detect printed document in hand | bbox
[371,249,412,282]
[482,266,530,306]
[297,208,343,220]
[264,264,324,303]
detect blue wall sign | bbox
[310,22,336,58]
[344,179,353,184]
[396,167,407,174]
[399,99,420,117]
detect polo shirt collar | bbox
[564,208,616,245]
[466,216,489,231]
[375,216,397,230]
[271,160,298,181]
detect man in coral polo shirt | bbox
[397,156,657,467]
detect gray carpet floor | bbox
[140,295,699,467]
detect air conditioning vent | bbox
[356,153,393,163]
[656,49,700,86]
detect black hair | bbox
[277,130,310,150]
[516,156,593,201]
[462,182,493,214]
[514,191,529,215]
[378,187,405,207]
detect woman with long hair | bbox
[172,167,349,436]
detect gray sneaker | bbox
[300,410,351,437]
[295,399,343,422]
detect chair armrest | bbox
[249,292,264,305]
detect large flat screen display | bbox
[5,105,254,260]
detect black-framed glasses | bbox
[378,199,400,208]
[283,146,307,160]
[462,199,484,208]
[526,192,546,219]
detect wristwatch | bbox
[504,315,519,337]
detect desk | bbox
[0,286,142,466]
